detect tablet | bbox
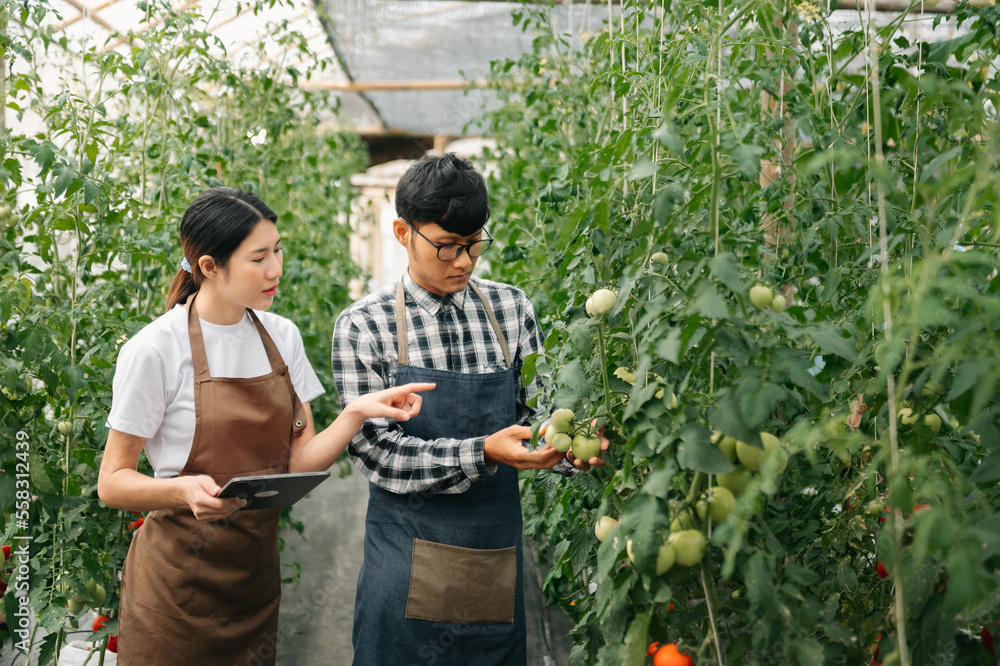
[218,471,331,510]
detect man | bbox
[332,153,605,665]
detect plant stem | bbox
[868,7,910,665]
[700,560,726,666]
[596,324,624,432]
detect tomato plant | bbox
[0,0,366,659]
[480,1,1000,664]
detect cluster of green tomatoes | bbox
[592,431,788,576]
[543,408,601,461]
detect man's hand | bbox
[565,421,611,472]
[484,425,565,470]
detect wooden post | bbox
[433,134,448,155]
[759,7,798,254]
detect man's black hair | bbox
[395,153,490,236]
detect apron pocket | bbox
[405,538,516,625]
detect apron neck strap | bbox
[187,295,285,379]
[467,281,512,368]
[245,309,286,370]
[395,282,410,367]
[395,280,513,369]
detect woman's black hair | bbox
[166,187,277,310]
[394,153,490,236]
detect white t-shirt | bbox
[107,305,325,478]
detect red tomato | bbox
[875,561,889,579]
[653,643,693,666]
[983,626,995,655]
[129,518,145,531]
[107,634,118,653]
[646,641,660,656]
[92,615,109,632]
[1,545,9,563]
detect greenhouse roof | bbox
[39,0,611,138]
[41,0,974,141]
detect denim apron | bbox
[351,281,526,666]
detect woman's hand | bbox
[183,475,246,521]
[344,382,436,423]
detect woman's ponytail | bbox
[166,266,197,311]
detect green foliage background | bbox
[0,1,365,660]
[478,1,1000,664]
[3,0,1000,663]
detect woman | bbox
[97,187,432,665]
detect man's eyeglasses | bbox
[404,220,494,262]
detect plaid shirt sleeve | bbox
[331,307,491,495]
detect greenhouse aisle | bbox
[276,468,574,666]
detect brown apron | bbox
[117,297,306,666]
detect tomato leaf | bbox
[621,612,651,666]
[708,392,760,448]
[969,453,1000,485]
[654,327,682,365]
[709,252,743,294]
[739,381,785,429]
[520,352,538,387]
[793,637,826,664]
[677,424,735,474]
[800,323,858,362]
[690,282,730,320]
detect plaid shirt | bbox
[332,274,544,495]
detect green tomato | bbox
[585,288,617,317]
[770,294,786,312]
[718,436,738,463]
[651,251,670,266]
[737,432,783,473]
[897,408,919,426]
[923,413,941,434]
[759,432,787,474]
[57,421,72,435]
[696,487,736,524]
[549,408,575,433]
[717,465,752,495]
[594,516,618,543]
[547,431,572,452]
[655,542,675,575]
[921,381,942,398]
[627,539,675,575]
[85,578,106,608]
[571,434,601,462]
[669,511,693,533]
[667,530,707,567]
[749,285,773,308]
[735,439,764,472]
[67,597,85,615]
